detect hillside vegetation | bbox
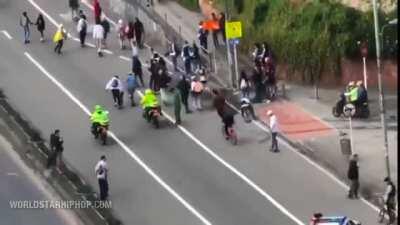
[180,0,397,83]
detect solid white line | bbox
[224,101,381,212]
[24,52,212,225]
[119,55,131,61]
[1,30,13,40]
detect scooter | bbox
[240,98,256,123]
[144,106,162,129]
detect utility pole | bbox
[224,0,234,88]
[371,0,391,179]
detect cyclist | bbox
[90,105,109,138]
[383,177,396,225]
[140,89,160,122]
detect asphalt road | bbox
[0,134,83,225]
[0,0,381,224]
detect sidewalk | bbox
[255,85,398,203]
[149,0,398,205]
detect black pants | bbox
[271,132,279,151]
[79,30,86,46]
[98,178,109,200]
[212,31,219,48]
[184,59,191,75]
[200,38,208,53]
[348,179,359,198]
[180,92,190,112]
[54,40,63,54]
[111,89,121,106]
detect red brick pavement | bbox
[257,101,335,140]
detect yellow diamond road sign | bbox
[225,21,242,39]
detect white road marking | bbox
[119,55,131,61]
[27,0,380,213]
[24,52,212,225]
[6,172,19,176]
[1,30,13,40]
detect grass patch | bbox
[178,0,200,11]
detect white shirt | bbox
[131,45,139,57]
[93,24,104,39]
[95,160,108,180]
[269,114,279,133]
[77,18,86,32]
[105,77,124,92]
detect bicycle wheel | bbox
[378,208,385,223]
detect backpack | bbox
[111,79,119,88]
[127,76,138,89]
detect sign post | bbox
[225,21,242,89]
[343,103,356,153]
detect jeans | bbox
[271,132,279,151]
[23,26,30,43]
[98,178,109,200]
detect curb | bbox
[0,89,123,225]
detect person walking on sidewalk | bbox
[53,24,66,55]
[20,12,33,44]
[383,177,396,225]
[77,14,87,47]
[197,21,209,53]
[47,129,64,170]
[347,154,359,199]
[177,75,192,113]
[190,76,204,110]
[134,17,144,48]
[106,75,124,109]
[182,41,192,76]
[211,12,219,48]
[95,155,109,201]
[35,14,45,42]
[93,19,104,57]
[267,110,279,152]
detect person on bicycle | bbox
[90,105,109,138]
[383,177,396,224]
[140,89,159,122]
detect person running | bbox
[105,76,124,109]
[117,19,126,49]
[20,12,33,44]
[93,19,104,57]
[35,13,45,42]
[77,14,87,47]
[53,24,66,55]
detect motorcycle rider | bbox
[344,81,359,105]
[356,80,368,107]
[90,105,109,138]
[140,89,160,122]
